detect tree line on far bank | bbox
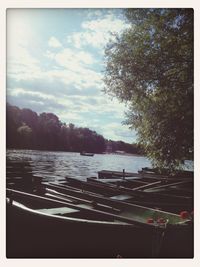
[6,103,142,155]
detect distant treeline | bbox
[7,104,142,154]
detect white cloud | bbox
[92,95,126,118]
[82,16,126,32]
[86,9,105,19]
[54,48,94,67]
[8,41,102,95]
[7,55,41,81]
[59,95,98,114]
[59,111,83,123]
[67,13,130,49]
[45,50,55,60]
[7,87,56,101]
[44,67,102,91]
[29,100,44,106]
[7,28,41,81]
[44,47,102,90]
[100,122,135,142]
[7,9,42,81]
[48,37,62,48]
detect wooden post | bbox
[123,169,125,180]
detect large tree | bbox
[104,9,193,171]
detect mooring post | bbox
[123,169,125,180]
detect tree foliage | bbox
[104,8,193,171]
[6,103,141,155]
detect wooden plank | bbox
[86,177,161,193]
[45,190,121,213]
[130,181,163,191]
[87,177,148,184]
[110,194,133,201]
[49,181,104,197]
[37,206,79,215]
[144,180,192,192]
[98,170,140,179]
[89,178,159,191]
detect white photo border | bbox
[1,1,199,267]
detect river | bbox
[6,149,194,183]
[6,149,153,182]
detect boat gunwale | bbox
[7,198,133,227]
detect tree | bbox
[7,104,22,148]
[104,9,193,171]
[6,103,144,154]
[37,113,62,150]
[20,108,38,147]
[17,123,32,148]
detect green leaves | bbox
[104,8,193,171]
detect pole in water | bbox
[123,169,125,180]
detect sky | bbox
[7,8,137,143]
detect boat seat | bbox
[110,194,133,201]
[37,206,79,215]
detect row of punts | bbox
[6,168,194,258]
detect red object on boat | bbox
[147,218,154,224]
[157,218,166,224]
[180,211,190,219]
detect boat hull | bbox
[80,152,94,156]
[6,202,193,258]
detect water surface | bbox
[7,149,193,183]
[7,149,152,182]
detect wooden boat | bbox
[80,152,94,157]
[99,168,193,181]
[64,177,193,213]
[43,181,192,214]
[98,169,140,179]
[66,177,193,202]
[139,167,194,179]
[6,187,193,258]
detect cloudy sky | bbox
[7,8,137,143]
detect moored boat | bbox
[80,152,94,156]
[64,176,193,213]
[6,187,193,258]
